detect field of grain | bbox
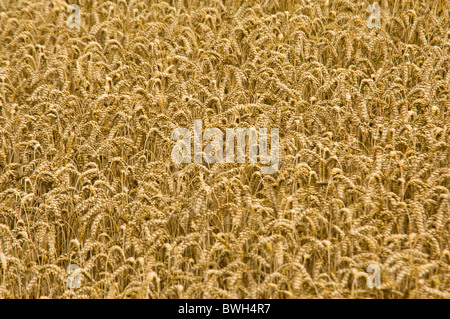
[0,0,449,299]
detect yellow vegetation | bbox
[0,0,449,298]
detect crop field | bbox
[0,0,449,299]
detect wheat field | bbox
[0,0,449,299]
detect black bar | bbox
[0,299,444,318]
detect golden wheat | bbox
[0,0,449,299]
